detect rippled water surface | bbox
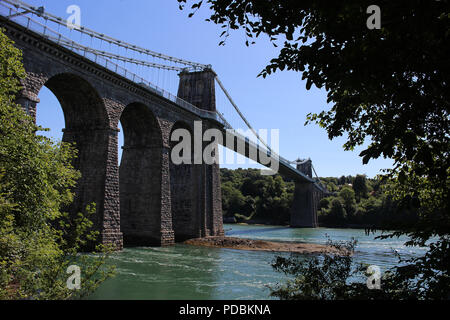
[88,224,427,300]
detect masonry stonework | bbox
[290,160,324,228]
[177,69,224,238]
[1,16,224,250]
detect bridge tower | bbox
[173,68,224,240]
[290,159,320,228]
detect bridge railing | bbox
[0,0,227,127]
[0,0,327,190]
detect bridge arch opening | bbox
[44,73,108,129]
[35,73,110,233]
[36,87,64,141]
[119,102,162,246]
[169,121,201,242]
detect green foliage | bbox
[221,181,246,217]
[234,212,254,223]
[352,175,368,201]
[0,29,114,300]
[338,187,356,217]
[318,197,330,210]
[222,168,407,229]
[179,1,449,186]
[0,30,25,101]
[221,168,293,224]
[324,199,347,227]
[269,238,364,300]
[326,181,338,192]
[317,177,406,228]
[180,0,449,228]
[271,237,450,300]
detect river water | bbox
[88,224,428,300]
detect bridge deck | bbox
[220,129,327,192]
[0,11,326,193]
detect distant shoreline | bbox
[183,236,345,254]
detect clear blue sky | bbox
[27,0,393,178]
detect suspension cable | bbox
[1,0,325,184]
[50,37,184,71]
[215,74,324,185]
[214,74,271,151]
[2,0,208,69]
[312,164,327,190]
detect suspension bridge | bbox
[1,0,328,249]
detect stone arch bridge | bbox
[1,16,326,250]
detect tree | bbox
[0,29,114,300]
[179,0,450,299]
[328,199,347,226]
[241,177,260,197]
[338,187,356,219]
[318,197,330,210]
[178,0,449,210]
[270,237,449,300]
[269,238,367,300]
[326,181,338,193]
[221,181,245,216]
[352,175,368,202]
[220,169,293,224]
[179,0,448,182]
[337,176,347,186]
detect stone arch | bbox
[119,102,163,246]
[169,121,201,242]
[32,73,114,239]
[44,73,109,130]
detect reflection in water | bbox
[89,224,428,300]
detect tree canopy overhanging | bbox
[178,0,449,232]
[178,0,450,299]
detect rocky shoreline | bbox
[183,236,344,254]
